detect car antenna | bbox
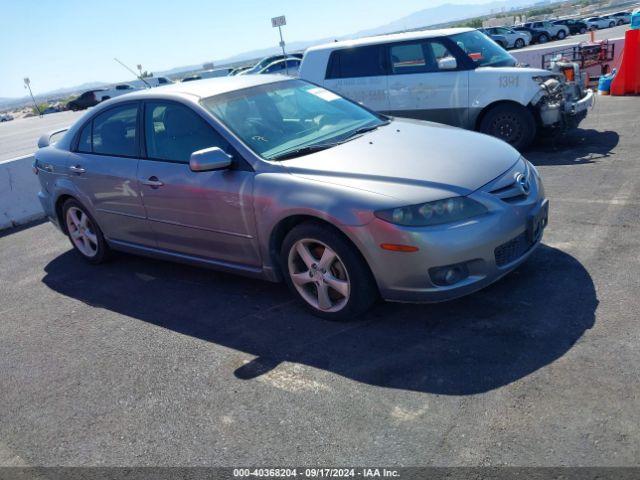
[113,58,152,89]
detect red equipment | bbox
[611,29,640,95]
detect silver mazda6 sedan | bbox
[35,75,548,320]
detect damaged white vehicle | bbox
[299,28,594,150]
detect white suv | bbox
[299,28,593,150]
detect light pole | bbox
[271,15,288,75]
[24,77,41,116]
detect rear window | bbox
[326,45,385,79]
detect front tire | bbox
[580,27,587,34]
[479,103,536,151]
[63,199,110,264]
[281,222,377,321]
[515,38,525,49]
[557,30,566,39]
[538,33,549,44]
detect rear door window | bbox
[92,104,138,157]
[326,45,385,79]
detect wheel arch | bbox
[473,99,535,131]
[268,214,375,284]
[54,193,77,234]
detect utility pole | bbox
[271,15,289,75]
[24,77,41,116]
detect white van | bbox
[299,28,593,149]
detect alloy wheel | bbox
[66,206,99,258]
[287,238,350,313]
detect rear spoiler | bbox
[37,128,69,148]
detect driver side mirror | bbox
[437,56,458,70]
[189,146,233,172]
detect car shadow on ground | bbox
[42,244,597,395]
[526,128,619,166]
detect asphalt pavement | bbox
[0,110,84,163]
[0,96,639,466]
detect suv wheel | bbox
[281,222,377,320]
[515,38,525,49]
[557,30,566,39]
[479,103,536,151]
[579,27,587,34]
[538,33,549,43]
[63,199,110,264]
[609,21,615,28]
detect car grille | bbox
[494,232,534,267]
[489,162,532,203]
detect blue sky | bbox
[1,0,487,98]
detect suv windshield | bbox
[451,31,517,67]
[201,80,387,160]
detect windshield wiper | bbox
[270,120,391,161]
[270,143,335,161]
[340,121,390,141]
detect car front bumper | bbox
[539,89,594,128]
[347,161,548,303]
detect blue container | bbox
[598,69,616,95]
[632,9,640,29]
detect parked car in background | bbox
[256,58,301,76]
[583,17,616,29]
[0,113,14,122]
[229,66,252,76]
[96,84,140,102]
[131,76,172,88]
[552,19,588,35]
[521,21,569,40]
[481,27,530,49]
[299,28,594,150]
[512,26,551,44]
[602,12,631,25]
[240,53,304,75]
[67,89,106,111]
[181,75,202,82]
[34,75,548,320]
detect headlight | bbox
[375,197,488,227]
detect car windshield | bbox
[451,31,517,67]
[201,80,387,160]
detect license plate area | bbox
[527,200,549,243]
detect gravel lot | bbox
[0,96,638,467]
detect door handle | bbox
[142,177,164,188]
[69,165,86,174]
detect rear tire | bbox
[538,33,549,43]
[609,22,615,28]
[579,27,587,34]
[479,103,536,151]
[280,222,378,321]
[62,199,110,264]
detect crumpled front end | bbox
[531,64,594,129]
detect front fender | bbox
[252,172,390,273]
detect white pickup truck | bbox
[298,28,594,150]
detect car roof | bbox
[107,74,289,102]
[306,28,474,52]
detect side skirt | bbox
[107,238,277,282]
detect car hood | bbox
[282,119,521,204]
